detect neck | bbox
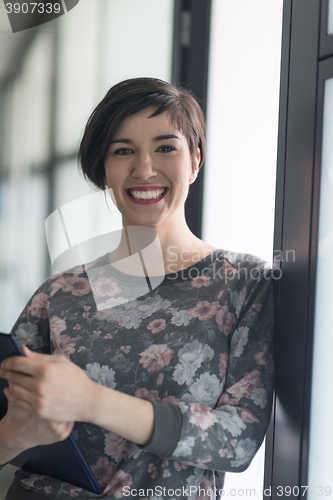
[107,216,217,276]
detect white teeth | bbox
[129,188,166,200]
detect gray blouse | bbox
[1,249,274,500]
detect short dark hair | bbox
[78,77,206,190]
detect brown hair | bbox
[78,77,206,190]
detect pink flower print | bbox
[103,470,132,498]
[147,318,167,334]
[184,457,212,469]
[239,407,260,423]
[120,345,131,354]
[218,352,229,381]
[252,303,262,312]
[105,433,132,463]
[216,393,238,408]
[163,469,171,478]
[189,402,218,430]
[50,315,67,336]
[134,388,161,402]
[254,346,274,373]
[188,301,220,321]
[104,334,113,339]
[231,439,237,447]
[174,461,188,471]
[51,333,77,358]
[83,306,91,311]
[227,369,264,399]
[139,344,173,372]
[219,448,227,457]
[200,432,208,441]
[91,277,121,298]
[217,290,224,299]
[221,260,239,276]
[44,486,52,494]
[78,346,86,353]
[97,311,106,318]
[191,276,211,288]
[28,293,49,318]
[52,276,90,296]
[50,276,71,296]
[113,318,124,326]
[69,277,91,296]
[148,463,157,479]
[162,458,169,468]
[161,395,182,404]
[73,324,81,330]
[69,489,82,498]
[155,373,164,386]
[195,474,216,499]
[215,305,235,336]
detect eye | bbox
[157,145,175,153]
[114,148,133,155]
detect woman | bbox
[0,78,274,500]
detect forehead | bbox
[114,106,184,139]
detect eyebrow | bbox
[109,134,181,145]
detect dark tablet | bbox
[0,332,102,495]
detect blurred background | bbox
[0,0,283,497]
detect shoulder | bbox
[34,254,109,300]
[221,250,271,273]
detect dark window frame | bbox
[266,1,333,498]
[172,0,212,239]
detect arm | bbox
[164,270,274,471]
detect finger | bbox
[1,355,48,377]
[7,372,38,399]
[6,380,37,404]
[4,387,35,413]
[21,345,34,357]
[3,371,35,393]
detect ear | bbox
[189,148,201,184]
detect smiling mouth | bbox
[127,187,168,200]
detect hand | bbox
[0,394,74,456]
[0,346,96,423]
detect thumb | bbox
[21,345,36,358]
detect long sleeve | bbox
[143,264,274,473]
[9,280,51,355]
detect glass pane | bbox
[21,33,53,168]
[308,77,333,491]
[55,0,100,155]
[328,0,333,34]
[0,174,48,333]
[203,0,283,264]
[100,0,174,96]
[203,0,283,496]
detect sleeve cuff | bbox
[142,402,182,458]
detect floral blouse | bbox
[1,249,274,500]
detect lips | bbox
[125,186,169,205]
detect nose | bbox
[131,152,157,181]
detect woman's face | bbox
[104,107,200,229]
